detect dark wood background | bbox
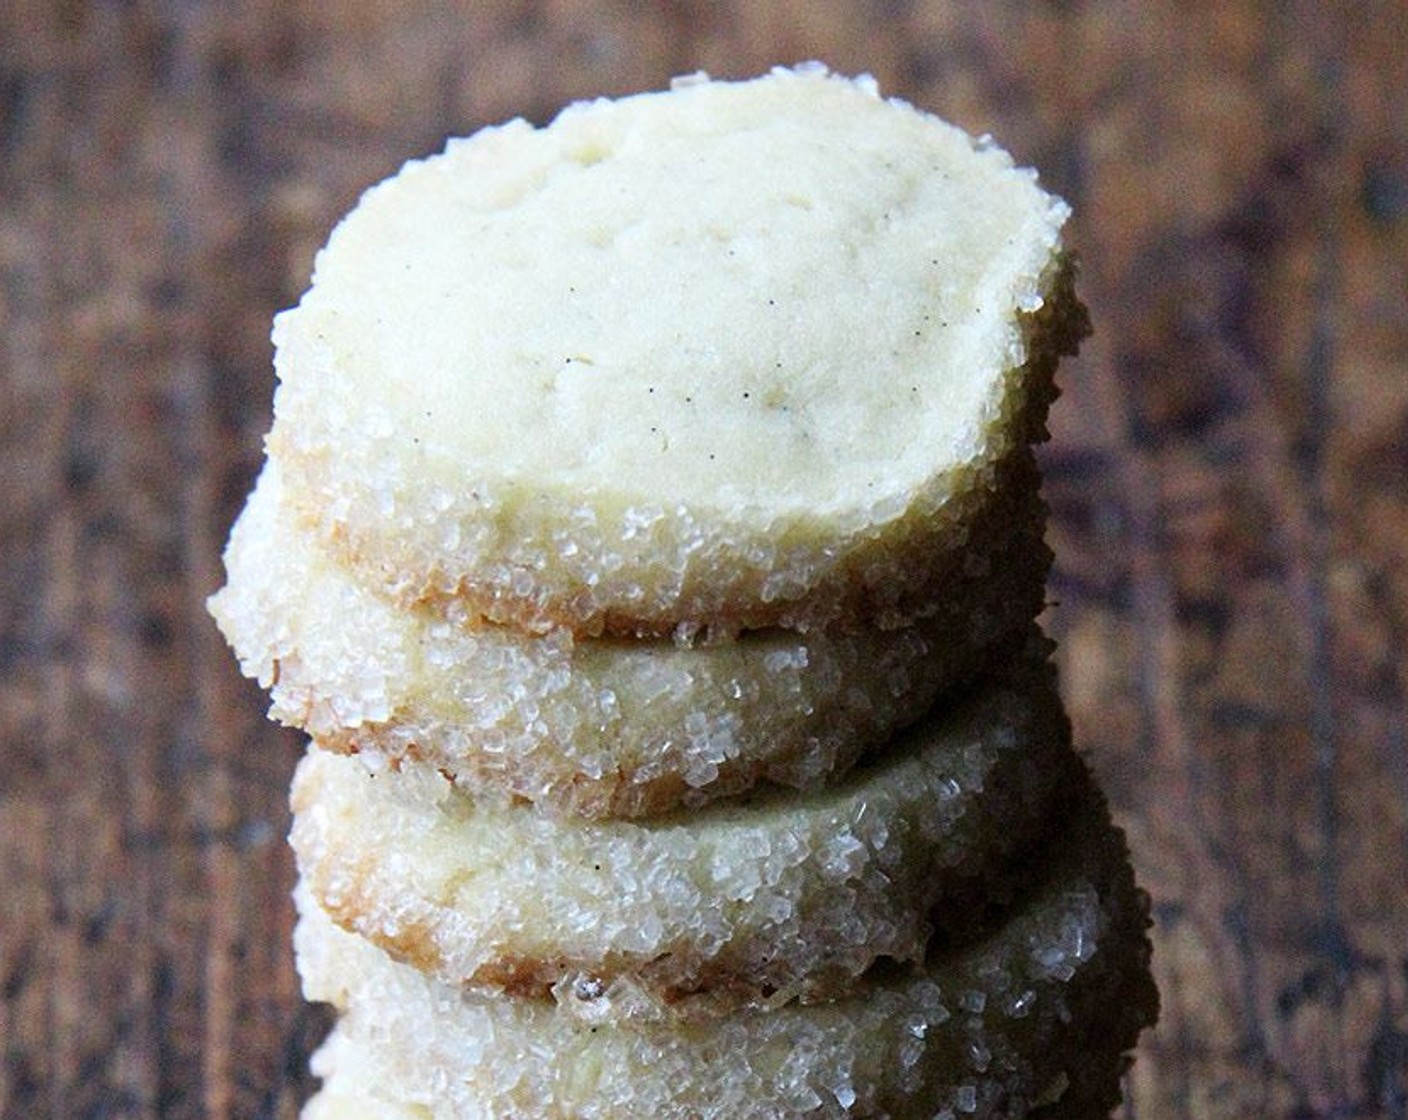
[3,3,1406,1117]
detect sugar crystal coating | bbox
[290,635,1071,1013]
[301,1029,424,1119]
[294,763,1157,1119]
[265,65,1084,636]
[210,452,1049,818]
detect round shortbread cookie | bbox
[294,767,1157,1119]
[290,637,1071,1012]
[210,452,1048,819]
[266,64,1084,638]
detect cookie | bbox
[265,64,1083,638]
[294,763,1156,1119]
[290,635,1071,1012]
[211,453,1048,818]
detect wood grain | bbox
[2,3,1405,1117]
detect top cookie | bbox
[268,65,1080,637]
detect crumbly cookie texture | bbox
[266,64,1082,637]
[294,763,1156,1120]
[289,634,1071,1014]
[209,452,1048,819]
[301,1029,428,1120]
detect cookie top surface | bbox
[269,65,1071,633]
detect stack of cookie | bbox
[211,67,1157,1118]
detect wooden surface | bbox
[3,3,1406,1117]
